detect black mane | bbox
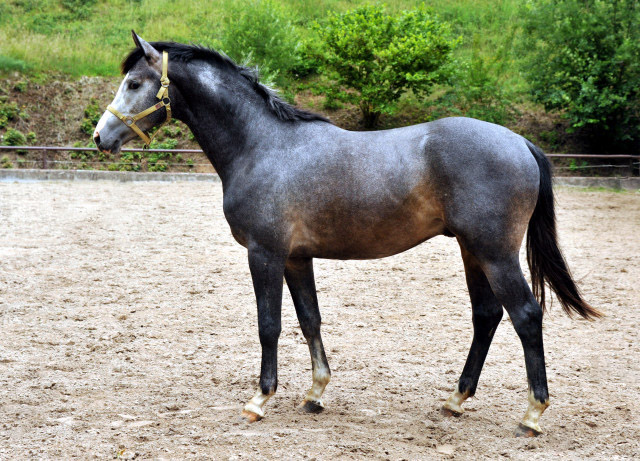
[122,42,330,124]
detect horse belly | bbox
[288,191,445,260]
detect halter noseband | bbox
[107,50,172,149]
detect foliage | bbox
[315,5,459,127]
[521,0,640,152]
[0,99,21,128]
[1,155,13,168]
[218,0,302,86]
[0,55,29,73]
[148,138,179,171]
[431,36,516,125]
[60,0,98,19]
[0,1,521,79]
[81,98,101,135]
[2,128,27,146]
[13,81,28,92]
[2,128,27,154]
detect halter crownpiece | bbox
[107,50,172,149]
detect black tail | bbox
[525,139,602,320]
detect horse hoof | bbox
[241,410,263,423]
[440,406,463,418]
[299,400,325,414]
[515,423,542,437]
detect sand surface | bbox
[0,181,638,459]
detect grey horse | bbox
[94,32,600,437]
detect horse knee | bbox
[258,322,281,349]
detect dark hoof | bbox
[241,410,263,423]
[299,400,325,414]
[440,406,463,418]
[515,423,542,437]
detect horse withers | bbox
[94,32,601,437]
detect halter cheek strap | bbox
[107,51,172,149]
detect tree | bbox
[316,5,459,128]
[521,0,640,152]
[219,0,301,86]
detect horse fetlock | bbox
[442,387,471,417]
[242,389,274,422]
[517,390,549,436]
[296,367,330,415]
[313,368,331,386]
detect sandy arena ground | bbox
[0,181,638,460]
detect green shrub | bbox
[0,99,20,128]
[61,0,98,19]
[2,128,26,146]
[315,5,459,128]
[2,128,27,154]
[1,155,13,169]
[81,98,101,135]
[71,140,96,161]
[149,160,167,172]
[219,0,302,86]
[432,40,516,125]
[0,55,29,73]
[148,138,178,171]
[521,0,640,152]
[26,131,36,143]
[13,81,27,92]
[292,37,325,78]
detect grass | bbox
[0,0,526,94]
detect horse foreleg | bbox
[284,257,331,413]
[242,247,286,422]
[443,247,503,416]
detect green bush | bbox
[2,128,27,154]
[148,138,178,171]
[0,99,20,128]
[315,5,459,128]
[0,55,29,73]
[61,0,98,19]
[81,98,101,135]
[2,128,26,146]
[1,155,13,169]
[521,0,640,152]
[432,40,516,125]
[219,0,302,86]
[13,81,27,92]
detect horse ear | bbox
[131,30,162,69]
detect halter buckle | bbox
[125,118,134,126]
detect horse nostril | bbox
[93,131,101,146]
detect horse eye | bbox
[128,81,140,90]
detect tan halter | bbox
[107,51,171,148]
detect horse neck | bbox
[169,61,286,183]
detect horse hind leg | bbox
[442,246,504,417]
[481,254,550,436]
[285,257,331,413]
